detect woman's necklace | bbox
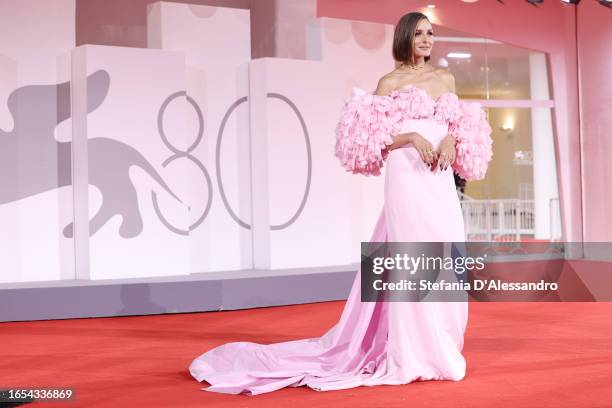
[403,62,425,71]
[395,61,427,78]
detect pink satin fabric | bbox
[189,117,468,396]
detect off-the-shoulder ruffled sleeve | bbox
[334,88,396,176]
[448,101,493,181]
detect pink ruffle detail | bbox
[390,86,436,119]
[334,87,493,179]
[449,101,493,181]
[334,88,396,176]
[434,93,462,124]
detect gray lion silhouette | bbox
[0,70,181,238]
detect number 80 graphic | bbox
[153,91,312,235]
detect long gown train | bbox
[189,116,469,395]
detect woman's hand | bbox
[436,134,456,171]
[406,132,437,165]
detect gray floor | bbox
[0,264,358,322]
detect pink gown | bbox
[189,85,492,395]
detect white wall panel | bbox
[249,58,356,269]
[147,2,252,273]
[70,45,190,279]
[0,0,75,282]
[307,17,394,242]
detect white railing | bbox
[460,198,535,241]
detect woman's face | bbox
[412,18,434,61]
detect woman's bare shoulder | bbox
[434,67,456,93]
[374,71,402,96]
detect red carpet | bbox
[2,301,612,407]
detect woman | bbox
[189,12,492,395]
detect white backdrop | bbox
[147,2,253,273]
[0,2,399,282]
[248,58,356,269]
[0,0,75,283]
[307,17,395,243]
[70,45,190,279]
